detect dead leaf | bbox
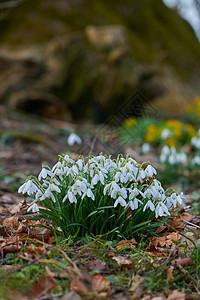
[171,257,194,267]
[116,238,137,250]
[129,274,145,297]
[167,290,185,300]
[92,273,111,292]
[2,216,18,229]
[88,259,109,273]
[61,291,81,300]
[70,271,92,293]
[166,267,174,281]
[180,212,195,222]
[8,200,26,214]
[31,275,55,298]
[153,232,179,248]
[112,256,135,268]
[170,215,184,232]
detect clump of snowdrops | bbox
[18,154,183,239]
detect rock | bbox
[0,0,199,121]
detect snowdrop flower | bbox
[141,143,151,154]
[191,156,200,165]
[143,189,153,198]
[161,128,171,139]
[143,200,155,212]
[67,133,82,146]
[145,165,157,177]
[71,164,79,175]
[18,179,38,195]
[27,202,39,213]
[129,197,141,210]
[129,187,139,200]
[110,182,122,199]
[91,173,102,186]
[38,167,53,181]
[168,154,177,165]
[63,154,74,164]
[82,187,95,200]
[114,196,127,208]
[191,136,200,148]
[155,202,169,218]
[63,190,77,203]
[72,178,87,195]
[137,168,146,181]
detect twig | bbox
[175,261,199,293]
[182,219,200,229]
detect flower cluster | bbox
[144,120,195,147]
[18,154,183,221]
[160,146,187,165]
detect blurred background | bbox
[1,0,200,200]
[0,0,200,122]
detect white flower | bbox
[63,154,74,164]
[137,169,146,181]
[143,189,153,198]
[115,171,126,183]
[168,154,177,165]
[76,159,84,170]
[82,187,95,200]
[129,197,141,210]
[155,202,169,218]
[72,179,87,195]
[141,143,151,154]
[18,179,38,195]
[191,136,200,148]
[27,203,39,213]
[110,182,122,199]
[63,190,77,203]
[67,133,82,146]
[129,188,139,200]
[191,155,200,165]
[143,200,155,212]
[38,167,53,181]
[161,129,171,139]
[114,196,127,208]
[145,165,157,177]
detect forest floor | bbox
[0,106,199,300]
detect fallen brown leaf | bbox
[88,259,109,273]
[31,275,55,298]
[2,216,19,229]
[166,267,174,281]
[116,238,137,250]
[171,257,194,267]
[61,291,81,300]
[153,232,179,248]
[129,274,145,297]
[92,273,111,292]
[167,290,185,300]
[112,255,135,268]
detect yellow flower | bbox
[166,137,177,147]
[186,124,196,137]
[145,125,160,143]
[166,120,182,130]
[124,117,136,127]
